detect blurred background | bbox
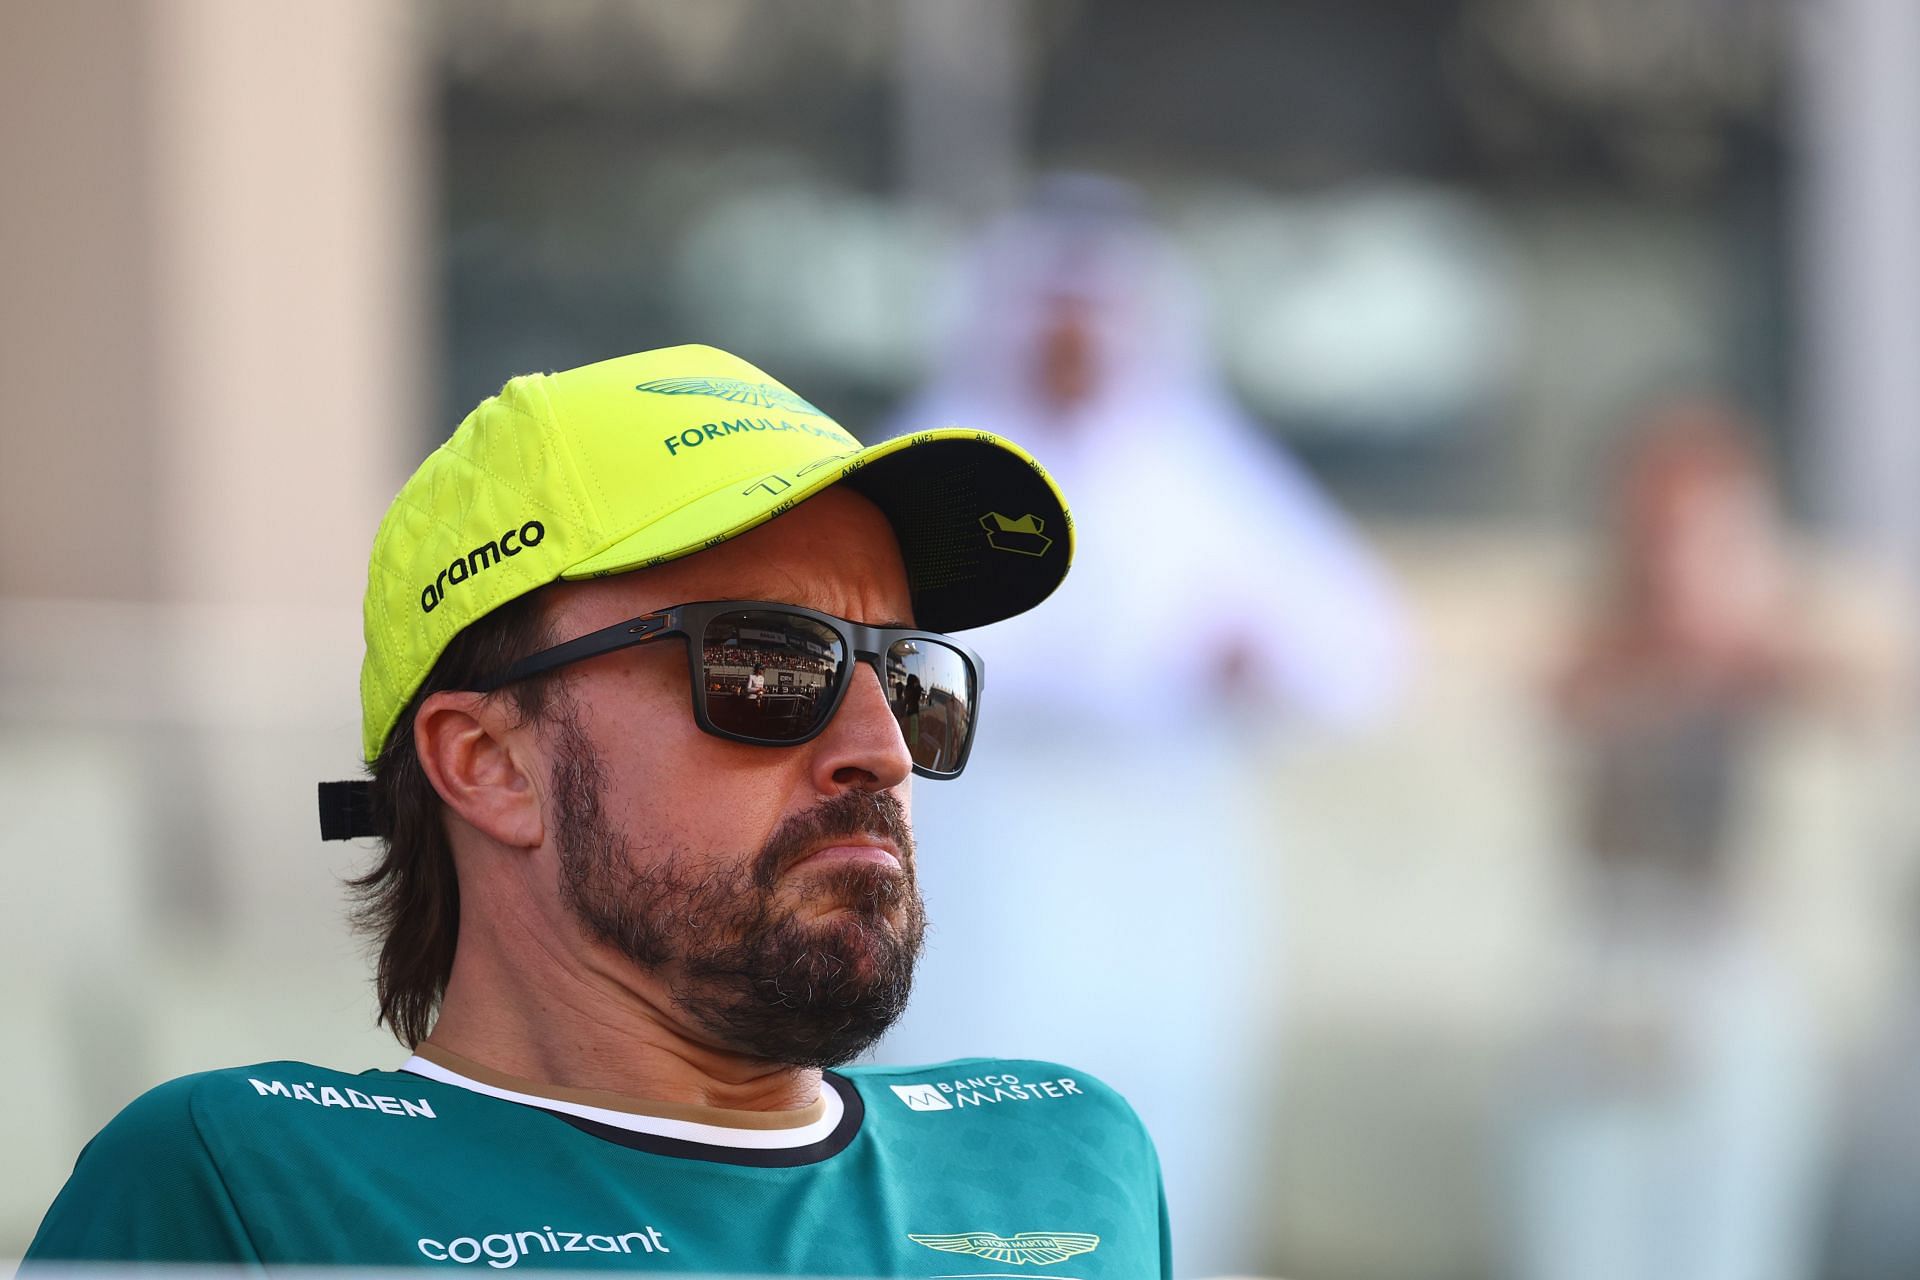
[6,2,1920,1277]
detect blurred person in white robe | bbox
[889,175,1408,732]
[875,176,1411,1279]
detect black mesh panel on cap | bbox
[844,438,1071,634]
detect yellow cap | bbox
[358,345,1073,762]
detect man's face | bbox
[528,487,926,1067]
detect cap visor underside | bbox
[559,427,1072,633]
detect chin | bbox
[786,861,910,915]
[792,902,905,956]
[678,878,925,1067]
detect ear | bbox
[414,690,545,850]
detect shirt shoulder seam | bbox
[183,1075,269,1262]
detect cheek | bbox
[581,711,806,863]
[568,661,704,836]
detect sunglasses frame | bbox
[470,599,986,779]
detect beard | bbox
[548,710,926,1068]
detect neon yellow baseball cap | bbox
[355,344,1073,765]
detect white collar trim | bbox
[400,1055,845,1150]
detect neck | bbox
[424,908,824,1114]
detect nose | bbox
[810,658,914,794]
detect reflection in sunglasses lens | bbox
[886,638,973,774]
[698,610,975,771]
[701,610,844,741]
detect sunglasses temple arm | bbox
[473,614,674,693]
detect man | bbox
[26,346,1169,1277]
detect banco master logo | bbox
[634,376,824,416]
[909,1231,1100,1267]
[888,1071,1084,1111]
[889,1083,952,1111]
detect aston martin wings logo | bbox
[908,1231,1100,1266]
[633,376,824,416]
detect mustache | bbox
[752,790,914,891]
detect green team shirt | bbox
[25,1050,1170,1277]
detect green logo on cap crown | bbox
[634,377,823,416]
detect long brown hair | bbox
[348,589,560,1046]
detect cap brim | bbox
[561,427,1073,632]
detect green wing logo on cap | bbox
[634,376,823,416]
[980,512,1054,557]
[907,1231,1100,1265]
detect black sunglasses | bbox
[471,600,986,779]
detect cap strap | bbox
[318,780,381,841]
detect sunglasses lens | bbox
[886,638,976,774]
[701,609,845,742]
